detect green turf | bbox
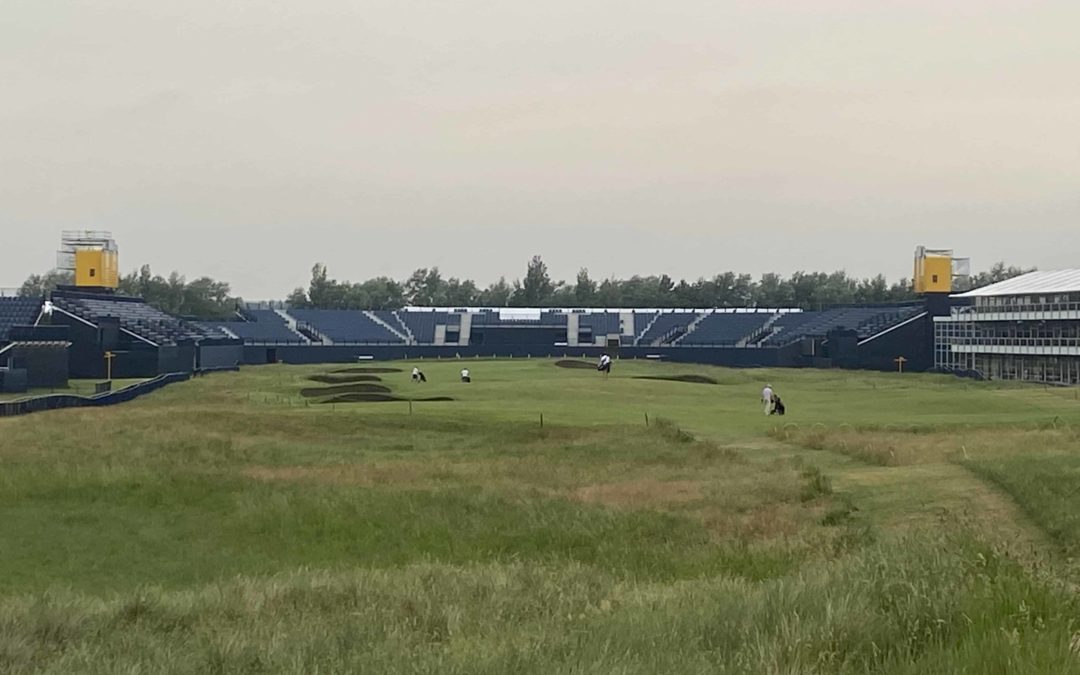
[1,358,1080,673]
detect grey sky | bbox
[2,0,1077,299]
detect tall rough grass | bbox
[1,531,1075,674]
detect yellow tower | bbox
[914,246,969,294]
[59,231,120,290]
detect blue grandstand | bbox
[680,312,773,346]
[207,309,303,343]
[0,297,43,343]
[289,309,405,344]
[636,312,700,346]
[395,310,446,343]
[578,312,621,336]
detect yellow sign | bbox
[104,351,115,381]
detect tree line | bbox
[284,258,1032,311]
[19,258,1032,318]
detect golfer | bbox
[597,354,612,375]
[460,368,471,383]
[761,383,774,416]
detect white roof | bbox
[953,270,1080,298]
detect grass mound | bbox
[331,367,403,374]
[634,374,718,385]
[554,359,596,369]
[308,374,384,384]
[300,384,392,398]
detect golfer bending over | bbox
[597,354,612,375]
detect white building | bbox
[934,270,1080,385]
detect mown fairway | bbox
[2,358,1080,673]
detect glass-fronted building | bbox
[934,270,1080,385]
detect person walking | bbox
[761,383,775,416]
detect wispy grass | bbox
[1,531,1076,674]
[3,360,1080,672]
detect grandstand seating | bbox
[290,309,404,344]
[636,313,700,346]
[632,311,657,338]
[206,310,302,343]
[0,297,43,342]
[579,312,621,335]
[681,312,773,346]
[540,312,568,326]
[761,305,923,345]
[52,293,218,344]
[468,311,500,326]
[396,311,446,343]
[373,311,413,339]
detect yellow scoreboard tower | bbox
[914,246,969,294]
[59,231,120,290]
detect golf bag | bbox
[772,396,786,416]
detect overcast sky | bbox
[2,1,1077,298]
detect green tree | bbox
[18,270,74,298]
[574,268,597,305]
[286,287,309,308]
[478,277,512,307]
[516,255,554,306]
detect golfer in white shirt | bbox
[762,384,775,416]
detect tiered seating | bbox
[857,305,924,337]
[207,310,302,343]
[681,313,773,346]
[761,312,817,345]
[579,312,621,335]
[637,312,700,345]
[374,311,412,339]
[468,311,501,326]
[397,311,447,343]
[0,297,42,342]
[762,305,924,345]
[289,310,404,344]
[632,311,657,338]
[53,293,215,344]
[540,312,568,326]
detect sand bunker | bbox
[308,374,384,384]
[634,375,718,385]
[317,394,455,404]
[554,360,597,370]
[300,383,392,398]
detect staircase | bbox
[366,311,409,342]
[391,311,416,344]
[672,312,711,345]
[275,309,310,343]
[635,313,662,346]
[296,322,330,344]
[741,312,783,347]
